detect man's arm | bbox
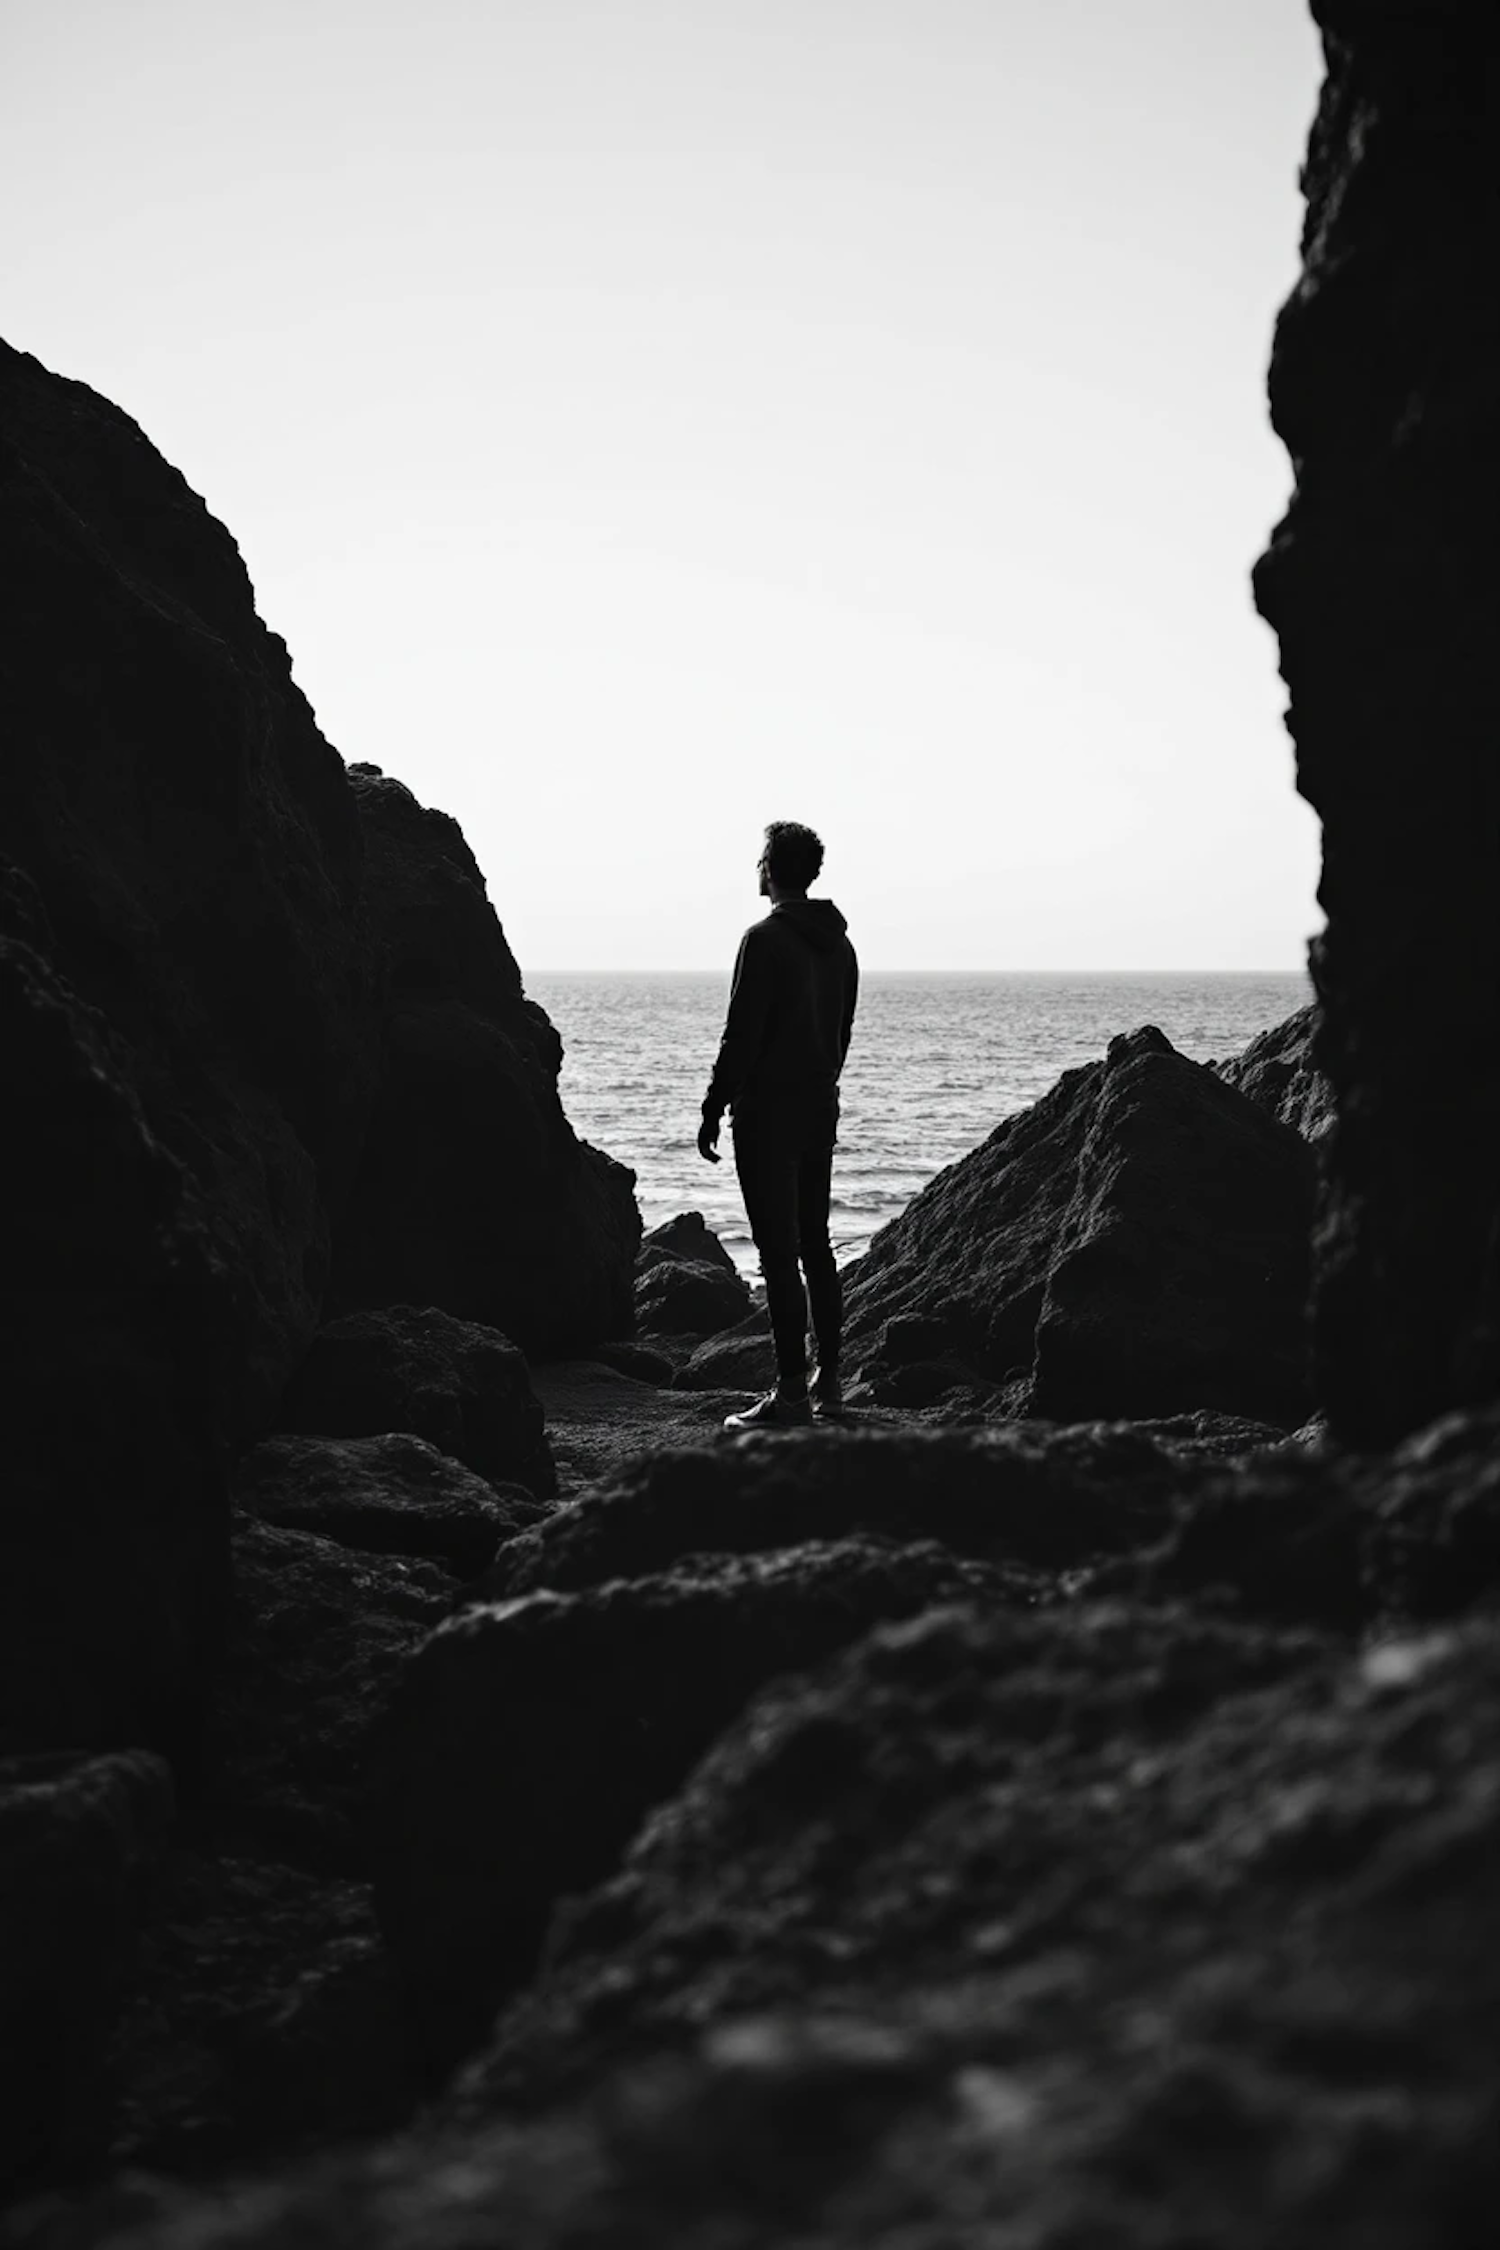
[701,927,774,1133]
[840,943,859,1067]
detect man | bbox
[698,820,859,1428]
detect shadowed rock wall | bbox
[0,341,636,1753]
[1254,2,1500,1442]
[330,768,640,1352]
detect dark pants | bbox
[732,1097,842,1389]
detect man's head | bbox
[758,820,825,900]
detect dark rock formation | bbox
[671,1308,775,1393]
[1214,1003,1331,1142]
[0,1750,173,2189]
[634,1247,751,1340]
[586,1340,675,1385]
[640,1212,738,1278]
[0,340,635,1759]
[1253,6,1500,1442]
[235,1435,547,1577]
[279,1305,556,1498]
[481,1422,1190,1600]
[845,1027,1314,1424]
[0,340,380,1429]
[0,922,235,1755]
[200,1516,452,1866]
[61,1588,1500,2248]
[329,770,640,1354]
[370,1539,1017,2068]
[105,1850,415,2175]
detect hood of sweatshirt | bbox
[771,897,849,952]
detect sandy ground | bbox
[533,1361,897,1497]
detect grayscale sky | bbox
[3,0,1323,970]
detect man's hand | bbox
[697,1111,722,1165]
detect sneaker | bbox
[723,1388,814,1431]
[810,1366,845,1419]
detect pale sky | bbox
[2,0,1323,970]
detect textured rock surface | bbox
[0,1750,173,2189]
[0,921,235,1754]
[671,1308,776,1393]
[199,1516,452,1866]
[481,1422,1191,1600]
[235,1434,547,1577]
[43,1594,1500,2250]
[330,770,640,1353]
[279,1305,556,1497]
[1027,1028,1315,1423]
[0,339,379,1427]
[1214,1002,1331,1143]
[1253,6,1500,1442]
[370,1540,1019,2069]
[844,1027,1314,1422]
[640,1212,739,1279]
[635,1246,751,1339]
[105,1850,414,2175]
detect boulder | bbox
[1027,1028,1315,1424]
[106,1850,415,2175]
[586,1340,675,1385]
[235,1435,548,1577]
[0,924,235,1756]
[1214,1004,1331,1144]
[481,1421,1193,1602]
[640,1211,739,1278]
[279,1305,555,1497]
[671,1306,777,1392]
[634,1247,751,1339]
[844,1027,1314,1426]
[329,770,640,1354]
[200,1516,453,1866]
[1253,7,1500,1442]
[370,1539,1015,2069]
[0,1749,174,2189]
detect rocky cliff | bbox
[0,339,637,1755]
[1254,0,1500,1442]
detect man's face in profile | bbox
[757,849,771,898]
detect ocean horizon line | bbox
[529,966,1313,981]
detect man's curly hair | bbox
[761,820,825,892]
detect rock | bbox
[235,1435,547,1577]
[75,1602,1500,2249]
[370,1539,1019,2069]
[0,339,380,1432]
[105,1850,415,2174]
[481,1422,1193,1602]
[1214,1004,1331,1144]
[844,1027,1314,1426]
[1142,1400,1500,1634]
[1252,8,1500,1443]
[0,926,235,1756]
[0,1750,174,2189]
[671,1306,777,1392]
[329,770,640,1354]
[200,1516,453,1866]
[1027,1028,1315,1424]
[640,1212,738,1278]
[634,1247,750,1339]
[279,1306,555,1498]
[585,1340,675,1385]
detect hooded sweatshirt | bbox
[703,897,859,1122]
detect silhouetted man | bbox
[698,820,858,1427]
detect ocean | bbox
[528,971,1313,1280]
